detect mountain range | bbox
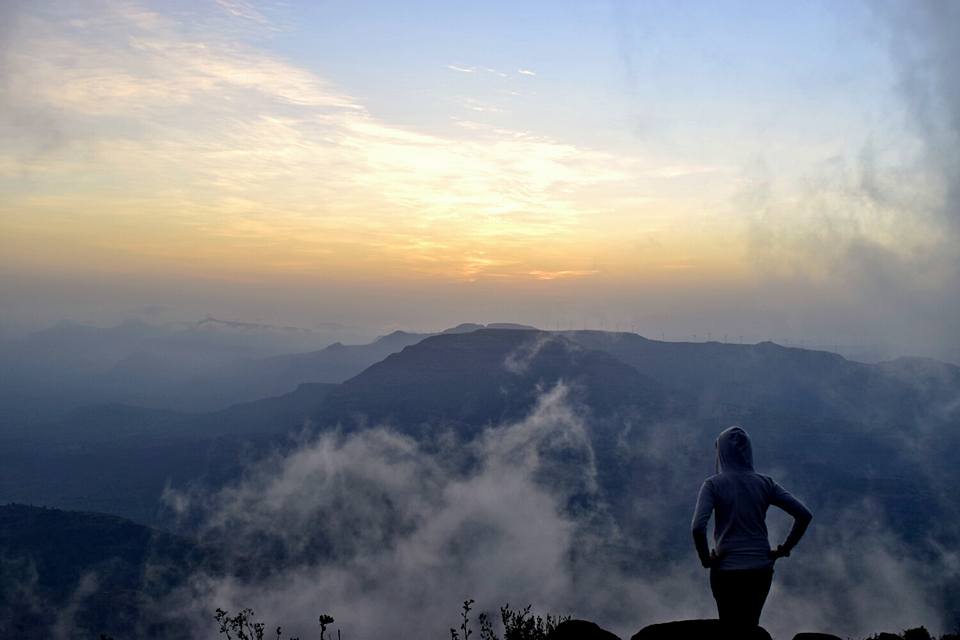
[2,324,959,637]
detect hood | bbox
[716,425,754,473]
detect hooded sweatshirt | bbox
[691,426,812,571]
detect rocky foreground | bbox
[546,618,955,640]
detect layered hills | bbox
[2,325,959,637]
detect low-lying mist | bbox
[159,385,950,639]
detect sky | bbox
[1,0,958,360]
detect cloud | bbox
[214,0,272,26]
[157,385,954,639]
[502,332,562,374]
[517,68,536,77]
[162,385,593,638]
[527,269,600,281]
[448,65,515,79]
[460,98,504,114]
[736,0,960,361]
[0,2,69,165]
[51,573,101,640]
[7,1,960,361]
[644,165,722,179]
[884,0,960,233]
[765,501,950,638]
[0,3,640,285]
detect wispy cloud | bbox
[448,64,518,79]
[527,269,599,281]
[645,165,722,178]
[460,98,504,114]
[0,3,642,284]
[518,68,537,76]
[483,67,508,78]
[214,0,272,26]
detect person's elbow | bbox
[797,507,813,525]
[691,522,708,537]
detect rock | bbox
[546,619,622,640]
[792,634,843,640]
[630,619,772,640]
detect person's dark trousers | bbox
[710,567,774,629]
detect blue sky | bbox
[256,1,894,152]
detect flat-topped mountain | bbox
[317,329,672,438]
[563,331,960,425]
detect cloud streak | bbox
[0,2,647,286]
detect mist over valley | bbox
[2,322,958,638]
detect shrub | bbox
[451,598,569,640]
[215,607,337,640]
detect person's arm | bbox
[769,481,812,558]
[691,481,715,568]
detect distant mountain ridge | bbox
[0,317,357,420]
[562,331,960,425]
[0,320,546,418]
[163,330,432,410]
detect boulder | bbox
[546,619,622,640]
[630,619,772,640]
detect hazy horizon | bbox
[2,312,948,368]
[3,1,959,360]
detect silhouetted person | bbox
[691,426,812,632]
